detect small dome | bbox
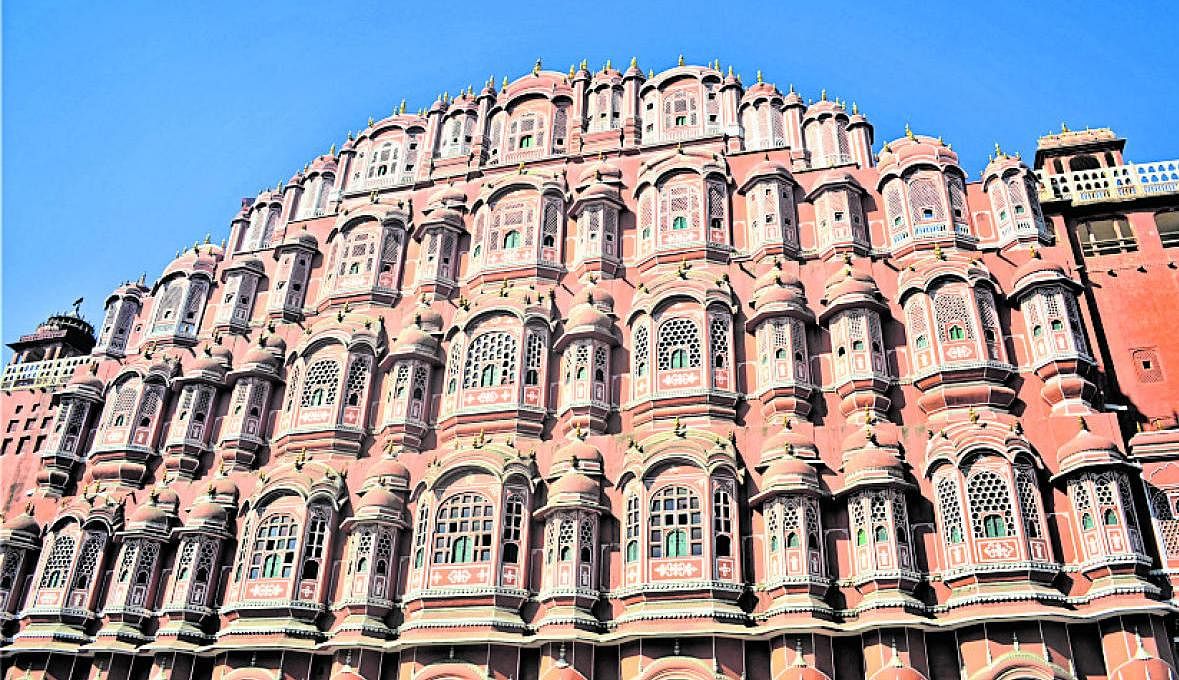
[190,499,228,524]
[368,454,411,482]
[577,159,623,186]
[752,266,806,310]
[428,184,467,209]
[415,307,444,333]
[3,507,39,535]
[878,132,960,175]
[553,437,603,471]
[745,157,794,184]
[207,475,240,502]
[844,446,905,478]
[393,323,439,354]
[763,454,818,487]
[1057,421,1124,474]
[760,427,818,466]
[130,502,169,526]
[824,265,880,303]
[282,229,318,250]
[566,301,613,333]
[68,365,104,391]
[264,334,287,353]
[868,669,928,680]
[1110,656,1178,680]
[1012,252,1071,298]
[550,471,599,497]
[357,487,402,512]
[243,344,278,368]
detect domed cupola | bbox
[410,184,467,300]
[633,147,732,268]
[0,502,42,619]
[264,225,318,322]
[97,487,178,639]
[37,363,107,496]
[216,334,283,472]
[748,261,815,421]
[534,429,606,628]
[983,144,1050,247]
[584,61,626,139]
[378,317,443,452]
[1007,248,1096,414]
[162,341,231,481]
[570,158,625,278]
[739,74,787,152]
[361,451,411,493]
[801,93,854,169]
[149,242,221,346]
[807,169,871,256]
[837,417,920,601]
[1055,417,1128,478]
[820,262,893,421]
[94,278,150,357]
[740,156,801,259]
[876,127,972,255]
[757,419,820,470]
[273,308,386,458]
[88,353,178,490]
[555,282,620,434]
[213,256,265,333]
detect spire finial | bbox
[329,142,336,155]
[756,69,763,83]
[905,122,914,140]
[820,88,827,101]
[399,98,407,114]
[533,58,542,75]
[678,54,685,66]
[604,58,611,70]
[852,101,858,114]
[630,56,637,69]
[568,64,575,78]
[1078,416,1089,431]
[1061,121,1070,133]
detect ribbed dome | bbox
[129,502,169,526]
[68,365,104,391]
[566,301,612,332]
[393,323,439,354]
[368,455,411,482]
[190,499,228,524]
[553,437,603,470]
[578,159,623,186]
[824,266,879,302]
[1110,656,1178,680]
[844,446,904,477]
[752,266,806,310]
[1057,421,1124,475]
[763,454,818,488]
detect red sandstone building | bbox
[2,59,1179,680]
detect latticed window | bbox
[39,532,77,589]
[657,318,702,370]
[649,486,703,558]
[936,476,965,544]
[135,386,163,430]
[1014,463,1044,539]
[977,288,1003,360]
[934,290,975,343]
[501,491,526,564]
[707,180,726,234]
[908,177,944,221]
[558,516,575,561]
[579,517,595,563]
[301,359,341,407]
[625,494,640,562]
[885,186,906,231]
[541,197,562,249]
[284,365,301,413]
[1151,490,1179,558]
[967,469,1016,539]
[709,313,730,369]
[633,324,649,378]
[71,531,106,592]
[906,297,930,353]
[949,177,968,221]
[249,514,298,579]
[107,380,138,427]
[343,356,371,408]
[463,331,518,388]
[524,331,546,386]
[433,493,494,564]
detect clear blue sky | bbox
[4,1,1178,354]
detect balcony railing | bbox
[1037,159,1179,205]
[0,355,93,391]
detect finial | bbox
[933,243,944,260]
[788,83,794,93]
[820,88,827,101]
[1061,121,1070,133]
[756,69,763,84]
[678,54,685,66]
[501,76,509,91]
[726,64,733,77]
[533,58,542,75]
[399,99,406,114]
[968,406,979,423]
[573,422,584,440]
[852,101,858,114]
[1078,416,1088,431]
[579,58,587,71]
[630,56,637,69]
[329,143,336,155]
[648,68,654,79]
[368,116,374,127]
[904,122,914,140]
[568,64,575,78]
[605,58,611,70]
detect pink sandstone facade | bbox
[2,59,1179,680]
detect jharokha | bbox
[4,58,1179,680]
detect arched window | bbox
[948,325,965,341]
[39,532,78,589]
[300,505,330,580]
[633,323,649,378]
[624,494,640,563]
[657,318,702,371]
[713,483,733,557]
[301,359,341,408]
[936,476,965,545]
[248,514,298,579]
[501,491,526,564]
[503,230,521,248]
[463,331,518,389]
[649,486,703,558]
[433,493,494,564]
[672,216,688,230]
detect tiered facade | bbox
[2,59,1179,680]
